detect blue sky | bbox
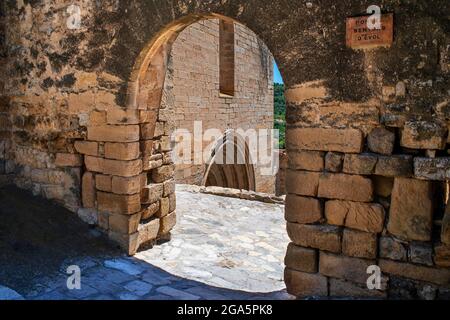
[274,61,284,84]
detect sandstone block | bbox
[97,192,141,215]
[343,154,378,175]
[140,140,154,156]
[88,125,140,142]
[85,156,104,173]
[141,202,160,220]
[140,123,156,140]
[163,179,176,197]
[74,141,98,156]
[108,231,139,256]
[325,200,385,233]
[379,259,450,286]
[288,151,324,172]
[103,159,142,177]
[414,157,450,181]
[105,142,140,161]
[285,194,322,224]
[284,268,328,297]
[342,229,377,259]
[157,197,170,218]
[379,237,407,261]
[388,178,433,241]
[112,175,141,195]
[138,219,160,245]
[95,174,112,192]
[375,155,413,177]
[286,128,364,153]
[318,173,373,202]
[82,172,95,208]
[109,212,142,234]
[159,211,177,235]
[434,244,450,268]
[319,252,375,284]
[285,243,318,273]
[367,127,395,155]
[287,223,342,253]
[141,183,164,204]
[325,152,344,172]
[89,110,107,126]
[401,121,447,150]
[107,109,140,125]
[285,170,320,197]
[55,153,82,167]
[151,164,175,183]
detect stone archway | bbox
[202,131,256,191]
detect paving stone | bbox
[104,258,144,276]
[156,286,201,300]
[123,280,153,296]
[0,286,24,300]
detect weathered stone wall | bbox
[1,0,450,299]
[159,19,275,193]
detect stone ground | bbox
[0,185,293,300]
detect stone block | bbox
[284,268,328,297]
[138,219,160,245]
[151,165,175,183]
[414,157,450,181]
[325,200,385,233]
[287,223,342,253]
[88,125,140,142]
[97,192,141,215]
[285,170,320,197]
[285,243,318,273]
[318,173,373,202]
[434,244,450,268]
[141,183,164,204]
[109,212,142,234]
[107,109,140,125]
[401,121,447,150]
[108,231,139,256]
[82,172,95,208]
[285,194,322,224]
[96,174,112,192]
[55,153,83,167]
[342,229,377,259]
[379,237,407,261]
[159,211,177,235]
[104,142,140,161]
[388,178,434,241]
[163,179,176,197]
[409,243,433,266]
[103,159,142,177]
[367,127,395,155]
[329,278,386,299]
[141,202,160,220]
[343,154,378,175]
[375,155,413,177]
[288,150,324,172]
[325,152,344,172]
[112,175,141,195]
[286,128,364,153]
[157,197,170,218]
[140,123,156,140]
[319,252,375,284]
[74,141,98,156]
[379,259,450,286]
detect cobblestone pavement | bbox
[0,186,292,300]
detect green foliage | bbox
[274,83,286,148]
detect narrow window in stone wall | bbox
[219,20,235,97]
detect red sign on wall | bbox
[346,13,394,50]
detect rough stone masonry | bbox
[0,0,450,299]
